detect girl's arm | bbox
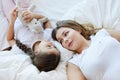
[22,10,45,22]
[106,29,120,42]
[7,7,18,46]
[22,10,51,29]
[67,62,87,80]
[7,22,15,46]
[32,13,51,29]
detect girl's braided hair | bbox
[16,39,60,72]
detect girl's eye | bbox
[47,45,51,48]
[47,45,54,49]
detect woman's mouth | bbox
[68,40,73,48]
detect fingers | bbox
[22,14,32,23]
[22,10,30,16]
[23,16,32,23]
[22,10,33,22]
[14,7,18,16]
[9,6,18,23]
[10,6,18,14]
[10,6,18,17]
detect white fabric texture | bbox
[69,29,120,80]
[0,0,120,80]
[0,10,9,50]
[14,18,52,48]
[62,0,120,30]
[0,45,67,80]
[0,0,76,80]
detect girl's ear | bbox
[34,51,39,55]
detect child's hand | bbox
[22,10,34,23]
[9,7,18,23]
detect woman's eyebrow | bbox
[62,30,65,36]
[57,30,65,42]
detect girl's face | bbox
[34,41,59,55]
[56,27,86,52]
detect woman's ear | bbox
[76,29,82,34]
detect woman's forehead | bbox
[56,27,71,36]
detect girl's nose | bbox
[47,41,53,46]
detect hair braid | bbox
[15,39,35,59]
[15,39,60,72]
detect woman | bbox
[5,6,60,72]
[52,20,120,80]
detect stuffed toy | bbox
[16,0,48,33]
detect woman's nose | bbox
[63,37,68,43]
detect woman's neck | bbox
[76,40,90,54]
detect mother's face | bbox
[56,27,85,51]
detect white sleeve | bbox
[43,28,53,41]
[95,29,110,38]
[68,54,82,67]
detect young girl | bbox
[52,20,120,80]
[6,6,60,72]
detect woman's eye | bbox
[64,31,69,36]
[60,39,63,44]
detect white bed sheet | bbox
[0,0,79,80]
[61,0,120,30]
[0,0,120,80]
[0,12,9,50]
[0,0,82,50]
[0,45,68,80]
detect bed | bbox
[0,0,120,80]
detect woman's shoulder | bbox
[95,29,110,37]
[90,29,110,40]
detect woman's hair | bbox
[16,39,60,72]
[52,20,100,41]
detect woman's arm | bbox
[67,62,86,80]
[106,29,120,42]
[7,7,18,46]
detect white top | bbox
[14,18,52,48]
[69,29,120,80]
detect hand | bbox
[9,7,18,24]
[22,10,34,23]
[44,20,52,29]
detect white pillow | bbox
[61,0,102,28]
[54,41,73,62]
[61,0,120,30]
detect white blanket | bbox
[0,45,69,80]
[0,12,9,50]
[62,0,120,30]
[0,0,120,80]
[0,0,77,79]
